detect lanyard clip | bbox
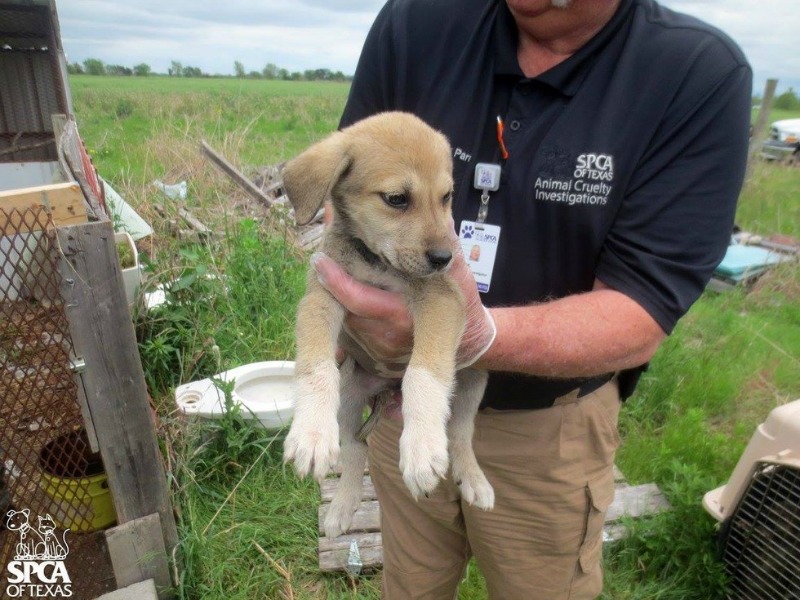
[473,162,502,224]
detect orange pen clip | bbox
[496,116,509,160]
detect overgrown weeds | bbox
[171,382,381,599]
[602,462,729,600]
[135,217,306,402]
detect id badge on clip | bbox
[463,162,502,292]
[459,220,501,294]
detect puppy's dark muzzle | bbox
[426,249,453,271]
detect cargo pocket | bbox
[578,477,615,575]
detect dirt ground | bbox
[63,530,117,599]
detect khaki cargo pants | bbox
[367,379,621,600]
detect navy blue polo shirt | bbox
[340,0,751,410]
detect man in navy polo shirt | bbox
[311,0,751,597]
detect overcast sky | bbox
[57,0,799,94]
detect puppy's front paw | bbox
[283,415,340,481]
[398,423,449,499]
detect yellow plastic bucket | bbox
[39,429,117,533]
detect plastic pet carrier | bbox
[703,399,800,599]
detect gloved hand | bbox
[449,246,497,369]
[310,243,496,372]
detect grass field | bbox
[757,107,800,124]
[69,75,349,185]
[70,75,800,599]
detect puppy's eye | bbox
[442,191,453,205]
[381,193,408,209]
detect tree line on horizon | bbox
[67,58,351,82]
[66,58,800,107]
[762,88,800,112]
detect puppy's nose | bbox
[426,249,452,270]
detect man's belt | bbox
[577,372,615,398]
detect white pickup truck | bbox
[760,118,800,163]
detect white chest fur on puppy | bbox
[282,111,494,538]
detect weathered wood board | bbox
[56,221,179,554]
[105,513,171,598]
[0,182,87,234]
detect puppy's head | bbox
[283,111,455,277]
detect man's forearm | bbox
[476,286,666,378]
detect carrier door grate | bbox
[721,461,800,600]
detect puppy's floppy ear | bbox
[283,132,352,226]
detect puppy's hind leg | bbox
[450,368,494,510]
[323,359,380,538]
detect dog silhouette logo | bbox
[5,509,72,597]
[6,509,69,560]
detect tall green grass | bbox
[606,262,800,599]
[136,218,307,396]
[173,383,331,599]
[142,219,382,598]
[739,162,800,237]
[70,77,800,599]
[71,75,348,209]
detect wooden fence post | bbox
[56,221,179,555]
[748,78,778,168]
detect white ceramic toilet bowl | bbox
[174,361,295,430]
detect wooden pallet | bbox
[318,465,671,572]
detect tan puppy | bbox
[282,112,494,538]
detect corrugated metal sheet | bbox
[0,1,69,162]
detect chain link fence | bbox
[0,207,111,572]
